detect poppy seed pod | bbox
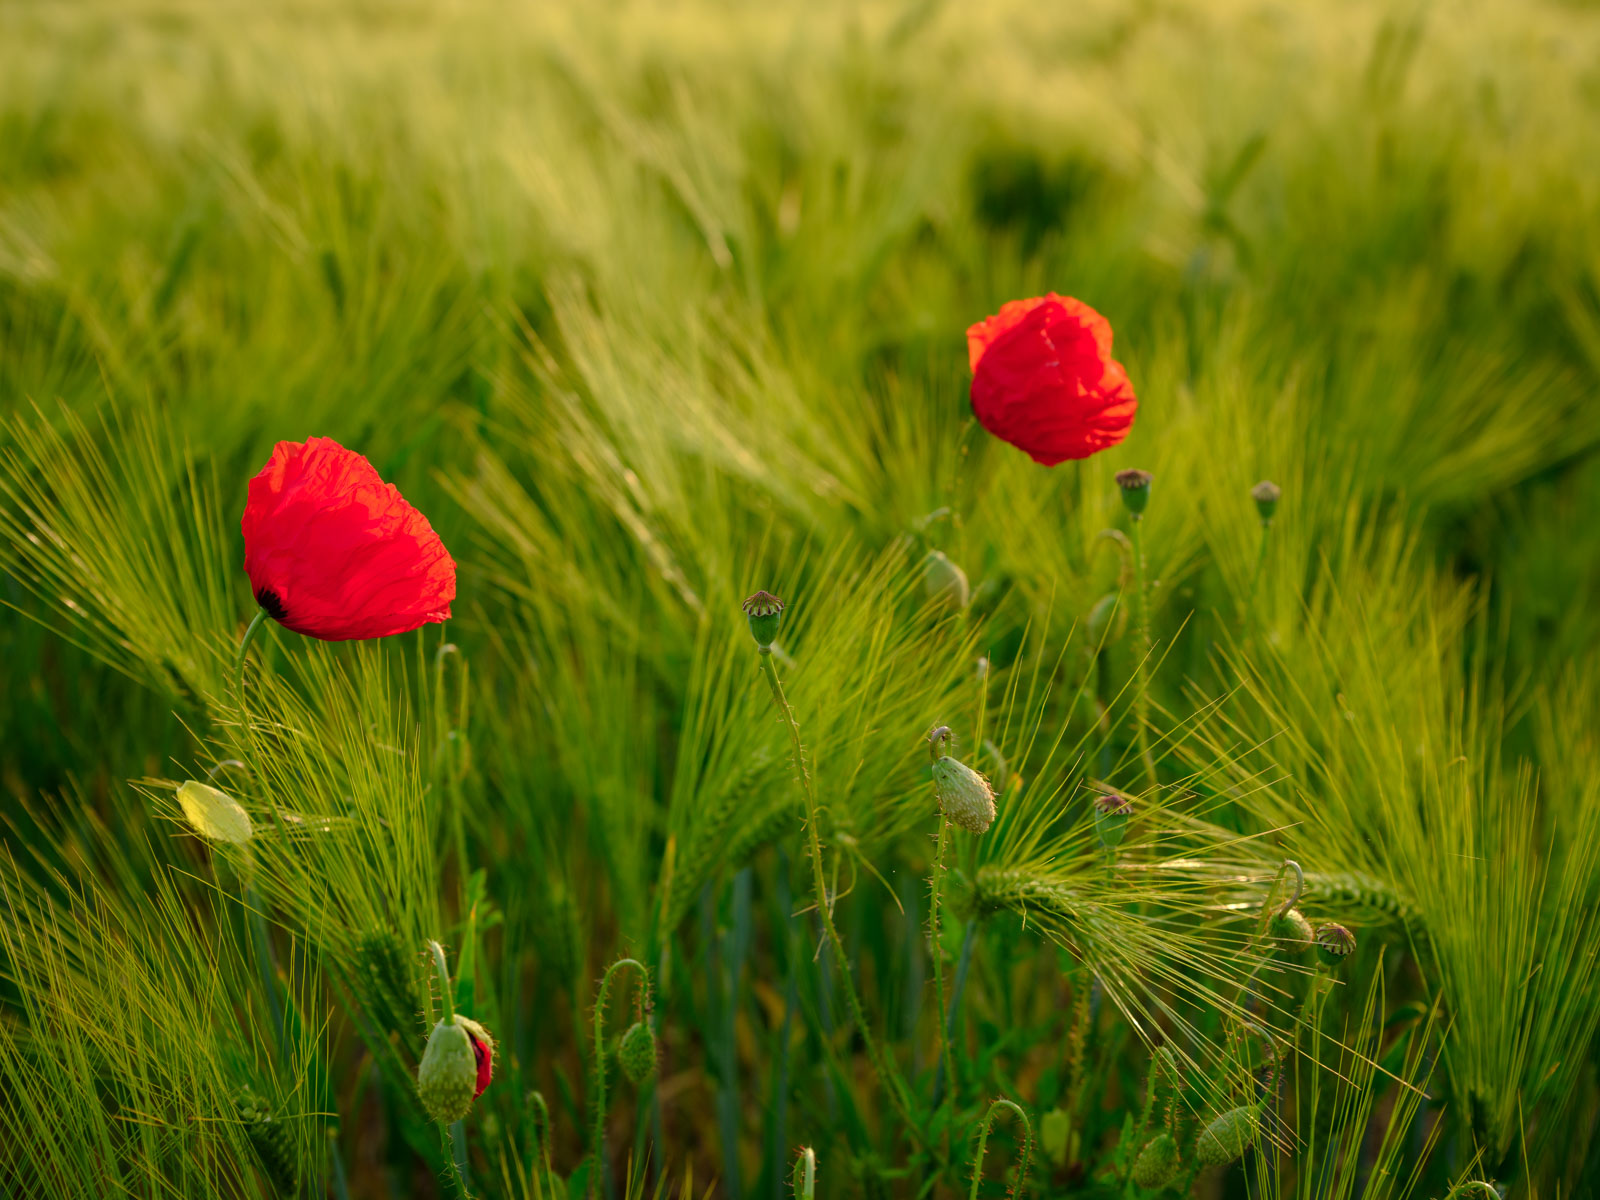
[1093,791,1132,849]
[741,590,784,650]
[922,550,971,609]
[932,755,997,834]
[1196,1104,1259,1166]
[176,781,252,845]
[967,293,1138,465]
[618,1020,657,1084]
[1268,908,1315,952]
[1132,1131,1182,1188]
[1115,469,1153,517]
[1251,480,1281,523]
[418,1016,492,1123]
[1315,922,1357,968]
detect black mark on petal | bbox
[256,588,287,621]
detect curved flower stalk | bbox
[968,1097,1032,1200]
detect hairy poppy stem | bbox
[793,1146,817,1199]
[429,939,456,1024]
[968,1097,1032,1200]
[591,958,650,1199]
[235,609,268,700]
[1127,517,1158,789]
[756,649,918,1141]
[929,797,955,1160]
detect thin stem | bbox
[930,815,954,1158]
[440,1125,472,1198]
[1127,517,1158,789]
[935,920,978,1107]
[756,649,916,1136]
[449,1120,471,1195]
[591,958,650,1199]
[1245,519,1270,638]
[235,609,268,702]
[429,940,456,1024]
[793,1147,816,1199]
[968,1098,1032,1200]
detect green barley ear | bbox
[353,929,424,1058]
[1314,922,1358,968]
[235,1087,298,1195]
[176,780,252,845]
[1093,791,1132,849]
[1131,1131,1182,1188]
[618,1020,657,1085]
[922,550,971,609]
[1195,1104,1258,1166]
[932,753,996,834]
[1115,468,1153,517]
[1251,480,1281,523]
[741,590,784,650]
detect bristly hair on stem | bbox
[968,1097,1032,1200]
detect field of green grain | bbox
[4,1,1600,1196]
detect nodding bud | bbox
[1039,1108,1072,1167]
[1093,791,1133,849]
[1132,1132,1182,1188]
[418,1015,495,1123]
[741,591,784,650]
[1196,1104,1259,1166]
[1251,480,1281,523]
[922,550,971,609]
[1115,469,1153,517]
[1268,908,1315,952]
[932,755,996,834]
[618,1020,657,1084]
[1086,592,1125,647]
[1314,922,1357,968]
[176,781,253,845]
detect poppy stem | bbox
[1245,518,1270,638]
[967,1097,1032,1200]
[1127,517,1158,789]
[756,648,919,1142]
[235,609,268,701]
[929,812,954,1159]
[591,958,650,1199]
[429,939,456,1024]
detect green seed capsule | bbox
[1093,792,1132,849]
[1132,1131,1182,1188]
[1314,922,1357,968]
[1115,469,1153,516]
[1196,1104,1258,1166]
[1251,480,1281,523]
[618,1020,657,1085]
[741,590,784,650]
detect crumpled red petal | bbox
[242,437,456,641]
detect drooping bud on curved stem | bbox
[417,942,496,1127]
[590,957,652,1197]
[967,1097,1032,1200]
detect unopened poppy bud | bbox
[1093,791,1132,849]
[741,590,784,650]
[1039,1108,1071,1166]
[922,551,970,609]
[1086,592,1125,647]
[1314,922,1357,968]
[1196,1104,1258,1166]
[1251,480,1281,523]
[618,1020,657,1084]
[1268,908,1315,952]
[418,1016,489,1123]
[1132,1131,1182,1188]
[177,781,252,845]
[460,1016,494,1100]
[932,755,996,834]
[1115,469,1153,517]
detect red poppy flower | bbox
[967,293,1138,466]
[468,1031,493,1099]
[242,437,455,641]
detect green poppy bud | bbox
[1132,1131,1182,1188]
[1195,1104,1258,1166]
[1093,791,1132,849]
[1314,922,1357,968]
[418,1018,478,1124]
[922,550,971,609]
[1268,908,1315,952]
[932,755,996,834]
[177,781,252,845]
[1039,1108,1071,1166]
[1115,469,1153,517]
[1086,592,1125,647]
[1251,480,1281,523]
[618,1020,657,1085]
[741,590,784,650]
